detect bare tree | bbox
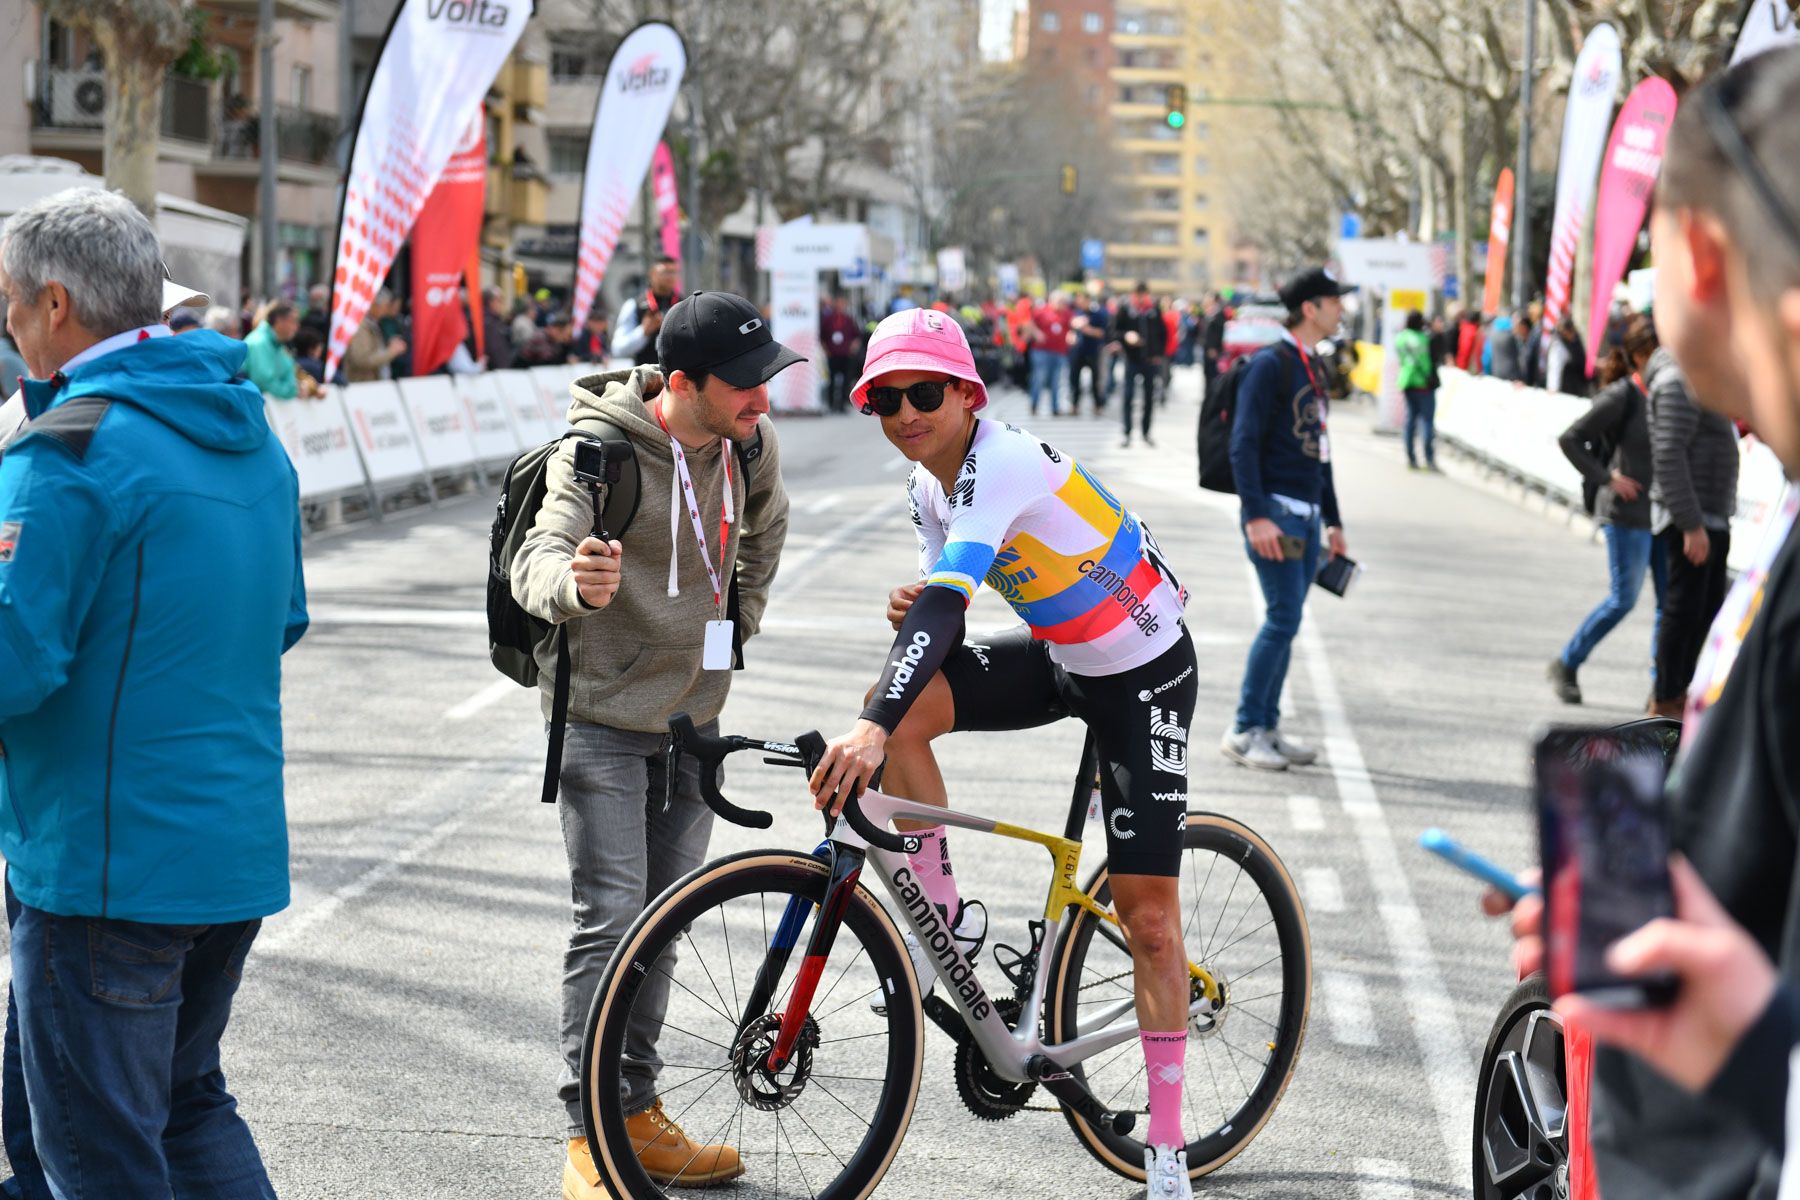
[37,0,189,216]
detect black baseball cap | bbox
[658,291,806,388]
[1278,267,1357,312]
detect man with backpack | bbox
[506,291,799,1198]
[1216,267,1351,772]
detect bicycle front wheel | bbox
[1045,812,1312,1180]
[583,850,925,1200]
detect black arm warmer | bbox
[859,585,966,733]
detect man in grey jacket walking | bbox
[511,292,799,1198]
[1647,347,1739,717]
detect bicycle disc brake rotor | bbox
[730,1012,821,1112]
[954,998,1038,1120]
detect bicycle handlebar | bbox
[666,713,909,853]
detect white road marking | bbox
[1321,970,1379,1046]
[1297,612,1474,1173]
[1302,866,1345,913]
[1286,793,1325,831]
[443,678,517,721]
[802,492,842,515]
[1355,1157,1415,1199]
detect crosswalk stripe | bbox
[1287,793,1325,831]
[1321,970,1379,1046]
[1302,866,1345,913]
[1355,1157,1415,1198]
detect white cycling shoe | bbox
[871,899,987,1014]
[1145,1144,1193,1199]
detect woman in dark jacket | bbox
[1548,313,1663,703]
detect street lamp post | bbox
[1512,0,1535,313]
[259,0,278,301]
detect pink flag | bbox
[1543,23,1621,333]
[1585,78,1678,372]
[651,141,683,272]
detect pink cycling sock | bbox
[906,826,964,922]
[1141,1030,1187,1150]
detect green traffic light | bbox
[1167,111,1185,129]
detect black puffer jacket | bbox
[1559,376,1653,528]
[1648,348,1739,534]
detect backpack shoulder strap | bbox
[733,425,763,493]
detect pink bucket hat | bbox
[851,308,990,413]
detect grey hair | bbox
[0,188,162,337]
[202,305,239,334]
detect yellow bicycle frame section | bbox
[989,819,1221,1005]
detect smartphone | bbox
[1418,828,1534,902]
[1277,534,1307,560]
[1534,726,1679,1009]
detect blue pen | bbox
[1418,828,1538,901]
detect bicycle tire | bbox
[583,850,925,1200]
[1044,812,1311,1181]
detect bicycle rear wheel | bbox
[583,850,924,1200]
[1045,812,1311,1180]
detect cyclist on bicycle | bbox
[808,306,1201,1198]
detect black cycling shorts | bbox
[940,626,1198,877]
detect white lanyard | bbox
[655,403,734,610]
[1686,478,1800,734]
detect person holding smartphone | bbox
[1489,47,1800,1199]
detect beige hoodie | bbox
[510,365,789,732]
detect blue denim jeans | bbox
[1236,508,1322,732]
[8,881,274,1200]
[2,880,49,1200]
[1028,348,1065,415]
[1403,389,1437,466]
[1560,524,1657,670]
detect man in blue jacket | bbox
[1221,267,1351,772]
[0,187,307,1198]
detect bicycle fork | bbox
[741,840,865,1073]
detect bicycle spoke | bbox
[786,1098,851,1172]
[1204,864,1246,961]
[776,1107,817,1199]
[808,1077,876,1130]
[1200,1038,1230,1126]
[818,1028,894,1045]
[818,982,884,1020]
[1104,1059,1147,1108]
[643,1064,729,1104]
[1220,1034,1271,1075]
[654,961,735,1026]
[711,905,739,1020]
[1227,951,1283,986]
[811,942,870,1016]
[655,1021,734,1053]
[1210,914,1278,961]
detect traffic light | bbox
[1061,164,1078,195]
[1164,84,1187,130]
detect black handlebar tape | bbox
[667,713,772,830]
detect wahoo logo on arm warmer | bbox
[861,587,967,731]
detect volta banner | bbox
[1482,168,1514,317]
[1732,0,1800,63]
[570,23,688,329]
[1542,22,1621,332]
[1586,78,1677,373]
[410,115,486,376]
[324,0,528,380]
[651,141,683,269]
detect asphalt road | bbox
[9,367,1662,1199]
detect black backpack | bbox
[1197,345,1301,494]
[487,405,761,803]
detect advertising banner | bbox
[1732,0,1800,63]
[1482,168,1514,317]
[265,392,366,499]
[341,381,429,487]
[455,372,525,461]
[324,0,529,379]
[529,365,577,425]
[1542,23,1622,331]
[650,140,683,267]
[396,375,479,472]
[493,369,561,447]
[410,115,486,377]
[1586,78,1677,372]
[769,270,822,414]
[570,22,688,329]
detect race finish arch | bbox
[766,221,869,414]
[1335,237,1435,432]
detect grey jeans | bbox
[555,718,718,1136]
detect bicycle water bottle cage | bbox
[992,919,1046,999]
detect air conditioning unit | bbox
[48,70,106,128]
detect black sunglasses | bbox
[861,378,956,417]
[1701,75,1800,254]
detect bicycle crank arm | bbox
[1029,1059,1137,1137]
[922,993,973,1045]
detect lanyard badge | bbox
[655,403,736,670]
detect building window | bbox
[1083,11,1103,32]
[1148,154,1179,175]
[290,64,312,108]
[1192,228,1211,248]
[549,133,587,177]
[550,45,590,80]
[1194,192,1211,209]
[1041,12,1060,31]
[1193,156,1210,175]
[1117,11,1145,34]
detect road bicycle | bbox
[578,714,1312,1198]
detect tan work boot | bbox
[626,1098,745,1187]
[564,1137,604,1200]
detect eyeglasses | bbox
[861,378,956,417]
[1701,75,1800,255]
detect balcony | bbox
[200,0,339,22]
[209,101,341,182]
[31,66,212,149]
